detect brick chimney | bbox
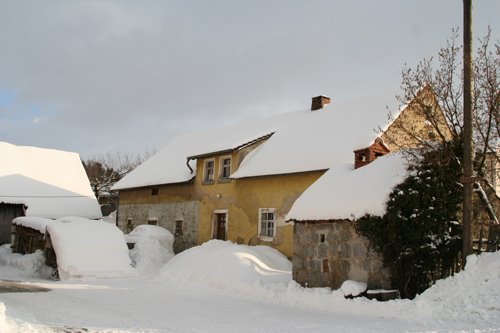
[311,95,331,111]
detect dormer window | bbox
[203,159,215,183]
[219,156,231,181]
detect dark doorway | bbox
[214,213,226,241]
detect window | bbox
[147,218,158,226]
[175,220,183,236]
[259,208,276,240]
[126,218,134,233]
[204,159,215,183]
[320,234,326,243]
[151,187,159,195]
[219,156,231,181]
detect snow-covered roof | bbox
[12,216,54,235]
[113,94,394,190]
[286,153,409,221]
[46,217,137,280]
[0,142,102,219]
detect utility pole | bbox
[462,0,474,263]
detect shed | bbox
[0,202,26,245]
[286,153,408,290]
[0,141,102,244]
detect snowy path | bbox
[0,277,493,333]
[1,242,499,332]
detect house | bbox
[113,86,449,256]
[0,141,102,245]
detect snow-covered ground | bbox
[0,240,499,333]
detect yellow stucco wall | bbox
[117,150,324,258]
[193,151,324,258]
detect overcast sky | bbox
[0,0,498,159]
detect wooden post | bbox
[462,0,474,263]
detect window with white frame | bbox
[219,156,231,181]
[259,208,276,240]
[203,159,215,183]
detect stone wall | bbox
[292,220,391,290]
[118,201,198,253]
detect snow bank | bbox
[126,225,175,274]
[0,244,53,279]
[47,217,137,280]
[159,240,291,287]
[1,303,54,333]
[414,251,500,324]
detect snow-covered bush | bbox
[126,225,175,274]
[357,142,463,298]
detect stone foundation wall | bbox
[118,201,198,253]
[293,220,391,290]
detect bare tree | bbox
[382,28,499,259]
[83,149,156,215]
[385,28,499,170]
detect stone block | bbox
[352,243,367,257]
[317,243,328,258]
[340,244,351,258]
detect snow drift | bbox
[0,244,53,279]
[126,225,175,274]
[414,251,500,324]
[159,240,292,287]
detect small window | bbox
[151,187,159,195]
[204,159,215,183]
[259,208,276,240]
[320,234,326,243]
[175,220,183,236]
[126,218,134,233]
[219,156,231,181]
[147,219,158,226]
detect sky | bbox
[0,0,498,159]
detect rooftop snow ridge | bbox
[114,95,393,189]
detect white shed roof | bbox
[286,152,409,221]
[0,142,102,219]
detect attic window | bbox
[219,156,231,181]
[204,159,215,183]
